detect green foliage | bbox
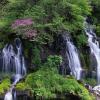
[96,24,100,37]
[25,55,93,100]
[25,68,58,99]
[91,0,100,19]
[22,0,91,32]
[15,82,28,91]
[83,78,97,87]
[0,0,91,44]
[25,68,93,100]
[91,0,100,36]
[35,33,54,44]
[76,34,87,47]
[46,55,63,68]
[0,0,27,31]
[32,46,41,67]
[7,0,26,4]
[62,78,93,100]
[0,78,11,94]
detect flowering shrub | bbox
[24,29,37,39]
[11,18,37,39]
[12,18,33,29]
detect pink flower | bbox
[12,18,33,29]
[25,29,37,39]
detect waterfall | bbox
[84,22,100,84]
[64,36,82,80]
[3,38,26,100]
[4,92,13,100]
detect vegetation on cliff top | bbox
[0,0,91,44]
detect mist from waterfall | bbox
[64,36,82,80]
[84,22,100,84]
[3,38,26,100]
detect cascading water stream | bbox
[64,36,82,80]
[3,38,26,100]
[84,22,100,84]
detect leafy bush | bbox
[46,55,63,68]
[0,78,11,94]
[76,34,87,47]
[25,55,94,100]
[15,82,28,91]
[25,68,94,100]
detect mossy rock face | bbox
[0,78,11,95]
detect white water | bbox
[84,22,100,84]
[65,37,82,80]
[3,38,26,100]
[4,92,13,100]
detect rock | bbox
[93,85,100,96]
[85,84,93,92]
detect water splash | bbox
[4,91,13,100]
[84,22,100,84]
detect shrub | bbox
[46,55,63,68]
[0,78,11,94]
[25,68,94,100]
[15,82,28,91]
[25,55,94,100]
[76,34,87,47]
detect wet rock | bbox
[91,71,97,79]
[85,84,93,92]
[11,75,15,84]
[81,69,87,79]
[93,85,100,96]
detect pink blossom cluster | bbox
[12,18,33,29]
[25,29,37,39]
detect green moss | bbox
[15,82,28,91]
[32,46,41,67]
[0,78,11,95]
